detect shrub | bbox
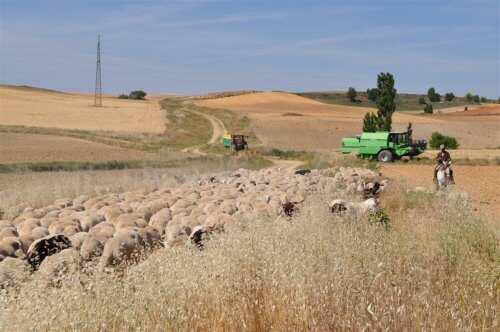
[423,103,433,114]
[362,112,379,132]
[472,95,480,103]
[129,90,147,100]
[118,94,129,99]
[347,87,357,102]
[444,92,455,102]
[480,96,488,103]
[418,96,426,104]
[429,132,459,149]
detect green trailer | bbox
[341,131,427,162]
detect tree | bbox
[347,87,357,102]
[465,92,474,102]
[424,103,433,114]
[363,112,379,132]
[418,96,426,105]
[375,72,397,131]
[366,88,380,102]
[472,95,480,103]
[444,92,455,102]
[480,96,488,103]
[118,94,129,99]
[129,90,147,100]
[427,87,441,102]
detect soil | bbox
[381,164,500,218]
[0,133,153,163]
[196,92,500,150]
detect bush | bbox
[472,95,480,103]
[118,94,129,99]
[129,90,147,100]
[347,87,357,102]
[423,103,433,114]
[363,112,379,132]
[444,92,455,102]
[480,96,488,103]
[429,132,459,149]
[418,96,426,105]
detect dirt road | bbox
[180,109,226,154]
[381,164,500,218]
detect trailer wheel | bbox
[377,150,393,162]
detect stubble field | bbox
[0,133,153,164]
[196,92,500,150]
[0,86,165,134]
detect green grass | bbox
[161,98,213,149]
[297,91,471,111]
[0,158,202,173]
[259,148,316,161]
[0,153,274,174]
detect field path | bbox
[180,107,226,154]
[190,110,226,145]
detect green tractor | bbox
[341,131,427,162]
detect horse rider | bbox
[434,144,454,184]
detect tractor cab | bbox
[222,133,248,152]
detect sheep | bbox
[149,208,172,236]
[80,236,104,261]
[69,232,89,251]
[98,229,144,269]
[31,226,49,240]
[26,234,72,269]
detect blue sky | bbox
[0,0,498,97]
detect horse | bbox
[435,162,452,190]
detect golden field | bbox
[0,133,153,164]
[196,92,500,150]
[0,86,165,134]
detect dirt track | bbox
[381,164,500,218]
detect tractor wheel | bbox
[377,150,393,162]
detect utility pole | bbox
[94,34,102,107]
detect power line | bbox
[94,34,102,107]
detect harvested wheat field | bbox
[381,164,500,218]
[0,86,165,133]
[421,149,500,160]
[197,92,499,150]
[0,133,153,163]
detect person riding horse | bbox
[434,144,455,184]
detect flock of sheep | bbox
[0,166,386,287]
